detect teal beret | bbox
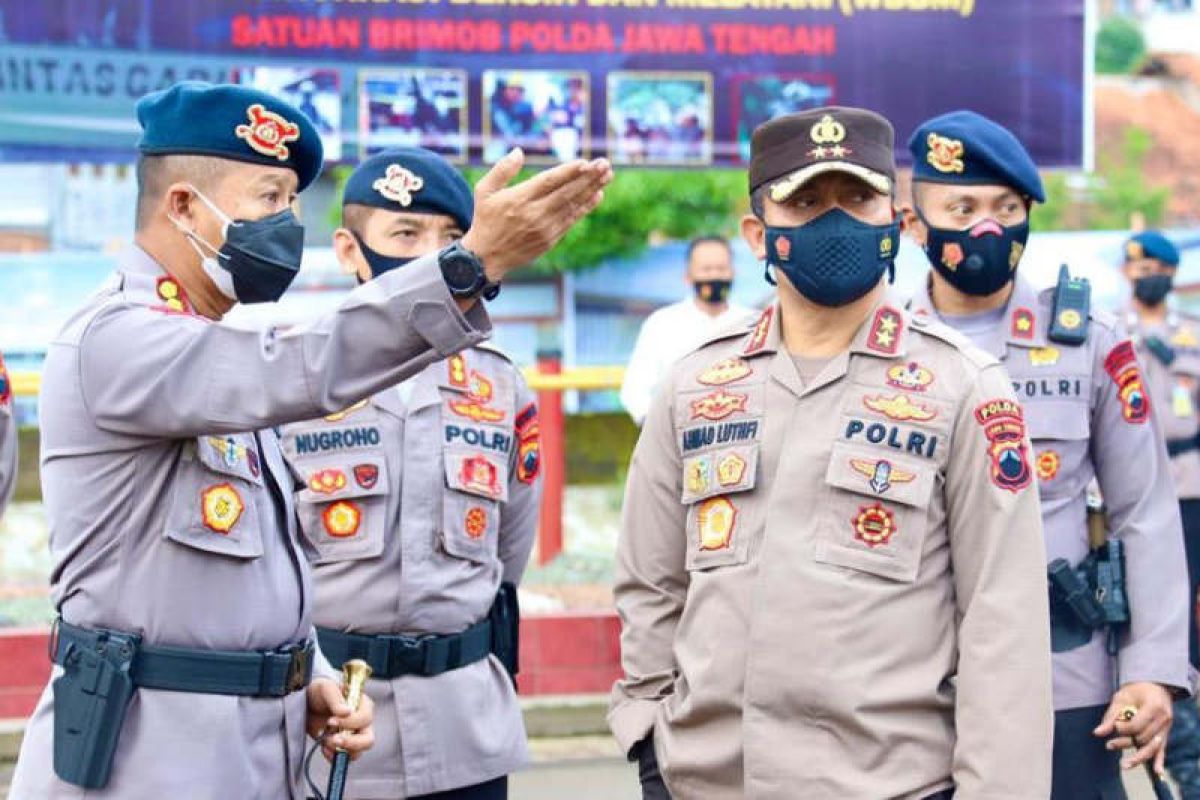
[908,110,1045,203]
[343,148,473,232]
[136,82,324,192]
[1126,231,1180,266]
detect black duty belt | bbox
[1168,437,1199,458]
[317,618,492,679]
[51,618,313,697]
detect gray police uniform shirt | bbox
[280,346,541,798]
[10,245,491,800]
[1128,311,1200,500]
[911,274,1193,711]
[0,352,15,517]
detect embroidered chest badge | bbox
[690,390,748,422]
[323,500,362,538]
[698,358,753,387]
[852,503,897,547]
[696,496,737,551]
[886,362,934,392]
[850,458,916,495]
[201,483,245,535]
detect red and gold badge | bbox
[201,483,245,535]
[1104,340,1150,424]
[926,132,965,174]
[850,459,915,495]
[716,453,747,487]
[886,361,934,393]
[234,103,300,161]
[515,402,540,484]
[1011,307,1035,340]
[690,390,748,422]
[353,463,379,490]
[449,400,506,423]
[460,455,501,498]
[1028,346,1060,367]
[867,306,903,355]
[308,468,347,495]
[974,398,1032,493]
[464,506,489,539]
[743,306,775,355]
[467,371,494,403]
[863,393,937,422]
[1036,450,1060,482]
[447,354,468,389]
[154,277,191,314]
[698,358,753,387]
[697,496,737,551]
[852,503,896,548]
[941,242,964,270]
[323,500,362,538]
[372,164,425,206]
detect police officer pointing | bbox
[610,106,1053,798]
[9,82,610,799]
[280,148,542,800]
[903,110,1192,797]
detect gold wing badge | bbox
[850,459,915,495]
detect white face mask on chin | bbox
[167,185,238,302]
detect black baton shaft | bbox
[326,750,351,800]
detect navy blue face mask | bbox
[353,233,417,283]
[917,208,1030,297]
[764,208,900,307]
[1133,273,1173,306]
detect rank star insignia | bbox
[852,503,896,547]
[323,500,362,538]
[717,453,747,487]
[867,307,903,355]
[1036,450,1060,481]
[828,144,851,158]
[460,455,501,498]
[690,390,749,421]
[447,355,468,389]
[941,242,964,270]
[850,459,916,495]
[353,464,379,490]
[1104,340,1150,424]
[449,400,506,423]
[1012,308,1035,339]
[201,483,245,535]
[807,145,828,160]
[697,496,737,551]
[235,103,300,161]
[372,163,425,206]
[886,362,934,392]
[1029,346,1060,367]
[698,358,753,387]
[974,398,1032,493]
[1058,309,1082,331]
[862,393,937,422]
[926,132,965,174]
[325,399,368,423]
[744,306,775,355]
[464,506,489,539]
[308,468,347,495]
[155,277,189,313]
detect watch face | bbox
[442,247,482,294]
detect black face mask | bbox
[353,233,418,282]
[764,208,899,308]
[1134,274,1173,306]
[693,279,732,304]
[917,208,1030,297]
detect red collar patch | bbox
[743,306,774,355]
[867,306,903,355]
[1011,307,1035,340]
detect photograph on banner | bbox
[358,68,468,163]
[733,74,837,163]
[232,67,343,162]
[482,70,589,164]
[606,72,713,166]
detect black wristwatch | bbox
[438,241,491,299]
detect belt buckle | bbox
[282,642,311,694]
[391,634,432,675]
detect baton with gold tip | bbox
[325,659,373,800]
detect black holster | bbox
[489,582,520,686]
[51,626,139,789]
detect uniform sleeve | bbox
[0,391,16,517]
[608,367,688,755]
[946,363,1053,798]
[497,370,541,585]
[619,311,664,426]
[1091,328,1193,694]
[79,255,491,439]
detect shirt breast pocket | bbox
[1025,404,1089,500]
[682,444,762,571]
[165,435,265,560]
[440,447,509,563]
[295,456,389,564]
[813,442,937,583]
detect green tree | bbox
[330,165,747,273]
[1095,15,1146,75]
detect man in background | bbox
[619,236,755,424]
